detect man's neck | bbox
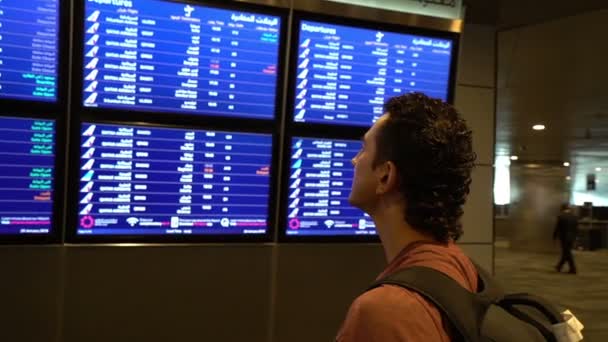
[371,204,436,263]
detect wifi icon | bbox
[126,217,139,227]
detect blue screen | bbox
[293,20,454,127]
[0,1,59,102]
[285,137,376,236]
[0,116,55,235]
[82,0,281,120]
[77,123,273,236]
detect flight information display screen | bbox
[0,0,59,102]
[82,0,281,120]
[77,123,273,236]
[293,20,454,127]
[0,116,55,235]
[285,137,376,236]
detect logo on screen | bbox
[184,5,195,17]
[80,215,95,229]
[126,217,139,227]
[288,218,300,230]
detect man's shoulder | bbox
[351,284,434,316]
[393,242,479,292]
[337,285,448,341]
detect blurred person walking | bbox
[554,203,579,274]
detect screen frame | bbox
[0,113,66,244]
[72,0,289,125]
[65,116,280,244]
[0,0,69,110]
[286,10,461,131]
[278,126,380,243]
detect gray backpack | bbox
[367,263,565,341]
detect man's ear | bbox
[376,161,398,195]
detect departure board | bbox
[82,0,281,120]
[285,137,376,236]
[77,123,273,236]
[0,1,59,102]
[0,116,55,235]
[293,20,454,127]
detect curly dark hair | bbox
[373,92,476,243]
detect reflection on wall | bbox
[571,167,608,206]
[494,156,511,205]
[570,158,608,207]
[504,166,568,252]
[496,7,608,250]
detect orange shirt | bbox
[336,241,478,342]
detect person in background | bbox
[554,203,579,274]
[336,92,477,341]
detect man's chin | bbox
[348,196,362,210]
[349,197,375,216]
[347,196,356,207]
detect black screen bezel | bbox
[72,0,289,126]
[66,116,281,243]
[0,112,66,244]
[66,0,289,243]
[286,10,461,131]
[0,0,68,244]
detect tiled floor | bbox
[494,244,608,341]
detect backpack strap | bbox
[367,266,501,342]
[499,294,563,324]
[497,293,565,342]
[469,260,505,300]
[500,303,558,342]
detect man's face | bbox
[348,115,387,213]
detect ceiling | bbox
[496,8,608,184]
[463,0,608,28]
[460,1,608,202]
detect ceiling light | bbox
[532,124,546,131]
[566,176,571,181]
[596,167,602,172]
[563,162,570,167]
[510,155,518,161]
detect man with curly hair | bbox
[336,92,478,341]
